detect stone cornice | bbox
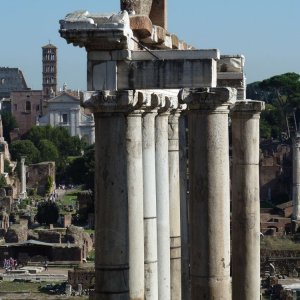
[179,87,237,111]
[59,11,134,50]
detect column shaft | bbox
[189,109,231,299]
[179,113,190,300]
[94,112,129,300]
[168,111,182,300]
[156,112,171,300]
[231,101,264,300]
[143,112,158,300]
[127,112,145,300]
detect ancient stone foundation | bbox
[60,5,264,300]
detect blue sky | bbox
[1,0,299,91]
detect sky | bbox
[1,0,300,91]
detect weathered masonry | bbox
[60,4,265,300]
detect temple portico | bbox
[60,5,264,300]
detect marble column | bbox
[293,134,300,220]
[156,102,171,300]
[127,109,145,300]
[168,108,182,300]
[180,87,236,300]
[231,100,264,300]
[85,90,143,300]
[179,112,190,300]
[19,156,27,199]
[0,152,4,174]
[142,93,158,300]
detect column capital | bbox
[231,100,265,114]
[82,90,139,113]
[179,87,237,111]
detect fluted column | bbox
[293,134,300,220]
[142,93,158,300]
[180,87,236,300]
[85,90,144,300]
[168,109,182,300]
[231,100,264,300]
[156,103,171,300]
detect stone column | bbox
[231,100,264,300]
[127,108,145,300]
[178,112,190,300]
[0,152,4,174]
[180,87,236,300]
[168,108,182,300]
[85,90,144,300]
[156,101,171,300]
[293,134,300,220]
[19,156,27,199]
[142,93,158,300]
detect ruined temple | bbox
[59,1,264,299]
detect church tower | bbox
[42,43,57,99]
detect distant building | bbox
[42,44,57,99]
[0,67,28,99]
[38,91,95,144]
[10,90,43,136]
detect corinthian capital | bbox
[179,87,237,110]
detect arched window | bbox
[26,101,31,111]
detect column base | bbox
[19,192,27,199]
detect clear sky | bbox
[1,0,299,91]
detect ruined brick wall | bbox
[38,230,61,243]
[5,223,28,243]
[0,196,13,213]
[68,268,95,289]
[261,249,300,276]
[27,162,55,195]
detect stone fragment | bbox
[130,15,153,39]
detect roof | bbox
[276,201,293,210]
[42,43,57,49]
[46,91,80,104]
[0,239,79,248]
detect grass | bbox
[57,190,80,214]
[0,281,48,293]
[60,191,79,206]
[261,236,300,251]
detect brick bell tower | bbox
[42,43,57,99]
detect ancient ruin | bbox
[59,1,264,299]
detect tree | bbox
[36,201,59,225]
[25,125,85,157]
[0,174,7,188]
[1,111,18,143]
[247,73,300,139]
[9,140,40,164]
[65,144,95,190]
[37,139,59,163]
